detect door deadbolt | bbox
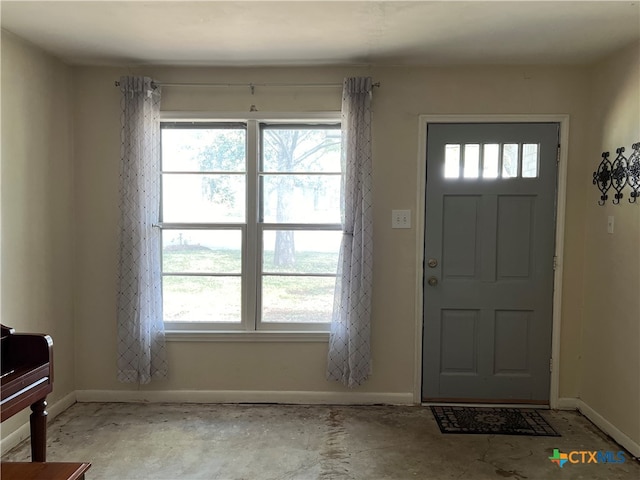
[427,276,438,287]
[427,258,438,268]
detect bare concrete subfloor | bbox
[2,403,639,480]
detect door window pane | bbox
[444,144,461,179]
[464,144,480,178]
[502,144,519,178]
[483,144,500,178]
[522,144,539,178]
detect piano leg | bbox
[30,399,48,462]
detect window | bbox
[444,143,540,179]
[160,119,341,332]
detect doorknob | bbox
[427,258,438,268]
[427,276,438,287]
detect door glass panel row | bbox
[444,143,539,179]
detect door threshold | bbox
[422,401,550,409]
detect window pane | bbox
[163,230,241,274]
[502,144,519,178]
[483,144,499,178]
[444,144,460,178]
[262,128,341,172]
[522,144,539,178]
[163,174,245,222]
[261,175,340,223]
[464,144,480,178]
[162,128,245,172]
[262,230,341,274]
[261,276,335,323]
[163,276,241,322]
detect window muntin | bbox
[160,120,340,332]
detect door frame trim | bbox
[415,114,570,408]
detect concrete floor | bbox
[2,403,638,480]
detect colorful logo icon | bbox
[549,449,568,468]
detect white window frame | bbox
[160,112,341,337]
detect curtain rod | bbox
[114,80,380,93]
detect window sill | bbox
[165,330,330,343]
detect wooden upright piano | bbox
[1,324,54,462]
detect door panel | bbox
[422,123,558,403]
[494,310,531,373]
[442,196,480,278]
[440,309,479,374]
[497,195,534,279]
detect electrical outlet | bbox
[392,209,411,229]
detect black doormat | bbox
[431,406,560,436]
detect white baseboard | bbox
[553,397,639,457]
[575,399,640,458]
[75,389,415,406]
[0,391,76,456]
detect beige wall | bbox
[72,64,591,399]
[0,31,75,435]
[581,41,640,445]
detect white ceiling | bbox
[1,1,639,67]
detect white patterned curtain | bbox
[327,77,374,387]
[117,76,167,384]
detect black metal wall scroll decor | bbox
[628,142,640,203]
[593,152,612,205]
[593,141,640,205]
[611,147,628,204]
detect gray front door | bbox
[422,123,559,403]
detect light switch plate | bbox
[607,215,614,234]
[392,210,411,229]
